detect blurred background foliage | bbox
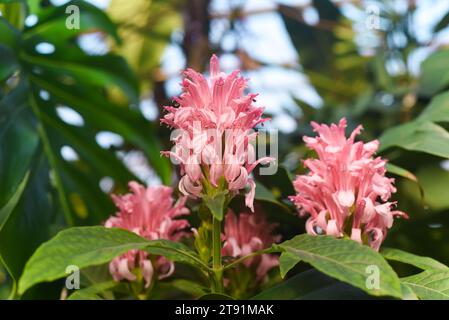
[1,0,449,299]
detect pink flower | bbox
[104,182,190,287]
[222,209,281,280]
[161,55,274,211]
[289,118,407,250]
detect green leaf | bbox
[379,91,449,159]
[400,283,419,300]
[414,165,449,211]
[434,11,449,32]
[67,281,118,300]
[203,192,227,221]
[252,269,370,300]
[0,171,29,230]
[418,90,449,123]
[0,17,20,55]
[199,293,234,300]
[386,163,418,183]
[379,120,449,158]
[168,279,208,298]
[254,182,291,214]
[21,52,139,103]
[401,270,449,300]
[0,44,19,81]
[0,150,55,297]
[279,252,301,278]
[28,73,171,184]
[276,234,402,298]
[18,226,206,295]
[24,0,120,44]
[381,248,449,271]
[420,50,449,96]
[0,85,38,217]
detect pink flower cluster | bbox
[104,182,190,287]
[289,118,407,250]
[222,210,280,280]
[161,55,273,211]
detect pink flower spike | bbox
[222,209,280,281]
[161,55,274,211]
[104,182,190,287]
[290,118,407,251]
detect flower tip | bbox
[210,54,220,76]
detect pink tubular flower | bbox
[161,55,274,211]
[289,118,408,251]
[222,210,281,280]
[104,182,190,287]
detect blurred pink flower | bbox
[289,118,407,250]
[161,55,274,211]
[105,182,190,287]
[222,210,281,280]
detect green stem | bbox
[223,247,277,271]
[212,216,224,293]
[28,93,74,226]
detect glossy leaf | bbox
[276,234,402,298]
[381,248,449,271]
[18,226,206,295]
[401,270,449,300]
[67,281,118,300]
[252,269,371,300]
[420,50,449,96]
[379,120,449,158]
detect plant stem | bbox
[223,247,277,271]
[212,216,224,293]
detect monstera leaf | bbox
[0,0,171,297]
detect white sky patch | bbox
[239,12,298,64]
[50,0,70,6]
[302,6,319,25]
[61,145,79,161]
[161,44,186,77]
[413,0,449,43]
[39,90,50,101]
[99,176,114,193]
[165,76,183,98]
[271,113,297,133]
[25,14,38,27]
[441,160,449,171]
[96,131,124,149]
[117,150,162,186]
[78,33,109,56]
[56,106,85,127]
[35,42,55,55]
[139,98,159,121]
